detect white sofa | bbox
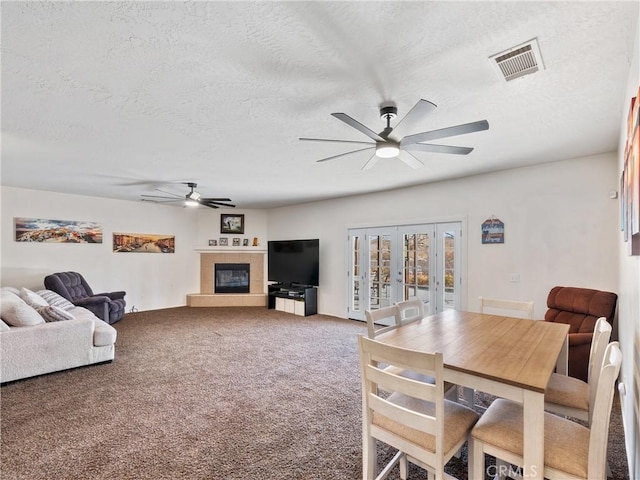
[0,287,117,383]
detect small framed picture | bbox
[208,239,217,246]
[243,238,249,246]
[232,237,241,246]
[219,237,228,246]
[220,214,244,234]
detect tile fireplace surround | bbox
[186,251,267,307]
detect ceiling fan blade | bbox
[153,188,184,198]
[360,154,379,171]
[331,113,385,142]
[141,194,182,200]
[202,204,219,209]
[403,143,474,155]
[400,120,489,146]
[391,99,438,139]
[200,197,232,202]
[203,201,236,208]
[316,146,375,163]
[141,198,182,203]
[398,151,424,169]
[299,137,375,146]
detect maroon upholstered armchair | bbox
[544,286,617,382]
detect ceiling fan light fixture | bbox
[375,144,400,158]
[186,190,201,201]
[185,199,199,207]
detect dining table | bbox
[374,309,570,480]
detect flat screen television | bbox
[268,239,319,287]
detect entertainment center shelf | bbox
[268,284,317,317]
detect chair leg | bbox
[468,437,484,480]
[462,387,475,410]
[399,452,408,480]
[494,459,510,480]
[363,435,376,480]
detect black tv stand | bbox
[268,284,317,316]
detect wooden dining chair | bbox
[395,298,425,324]
[364,305,401,339]
[364,306,459,402]
[544,317,611,424]
[479,296,535,320]
[468,341,622,480]
[358,335,479,480]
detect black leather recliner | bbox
[44,271,126,324]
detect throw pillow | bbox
[36,305,75,323]
[20,287,50,309]
[37,290,75,311]
[0,291,45,326]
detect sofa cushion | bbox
[0,291,45,327]
[36,305,75,323]
[20,287,49,309]
[0,319,10,332]
[92,320,117,346]
[37,289,76,311]
[67,306,116,345]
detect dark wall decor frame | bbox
[220,214,244,234]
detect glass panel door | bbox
[347,230,364,320]
[348,222,462,320]
[435,222,461,313]
[368,230,395,312]
[398,226,435,314]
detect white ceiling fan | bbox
[300,99,489,170]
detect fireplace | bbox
[214,263,250,294]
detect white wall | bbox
[1,186,199,311]
[617,21,640,480]
[267,153,619,320]
[0,186,271,309]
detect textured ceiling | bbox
[1,1,638,208]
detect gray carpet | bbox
[0,307,629,479]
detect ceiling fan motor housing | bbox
[379,104,398,120]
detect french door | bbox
[348,222,462,321]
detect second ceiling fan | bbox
[140,182,235,209]
[300,99,489,170]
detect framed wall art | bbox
[219,237,228,246]
[622,85,640,255]
[113,232,175,253]
[14,217,103,243]
[481,217,504,244]
[220,214,244,234]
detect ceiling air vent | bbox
[489,38,544,82]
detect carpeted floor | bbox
[0,307,629,479]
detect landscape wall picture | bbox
[14,217,103,243]
[113,232,175,253]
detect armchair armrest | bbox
[96,291,126,301]
[73,296,110,322]
[74,296,111,307]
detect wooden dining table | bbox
[374,309,570,480]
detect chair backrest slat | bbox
[587,317,612,392]
[587,342,621,476]
[479,296,534,320]
[365,305,401,338]
[395,298,425,325]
